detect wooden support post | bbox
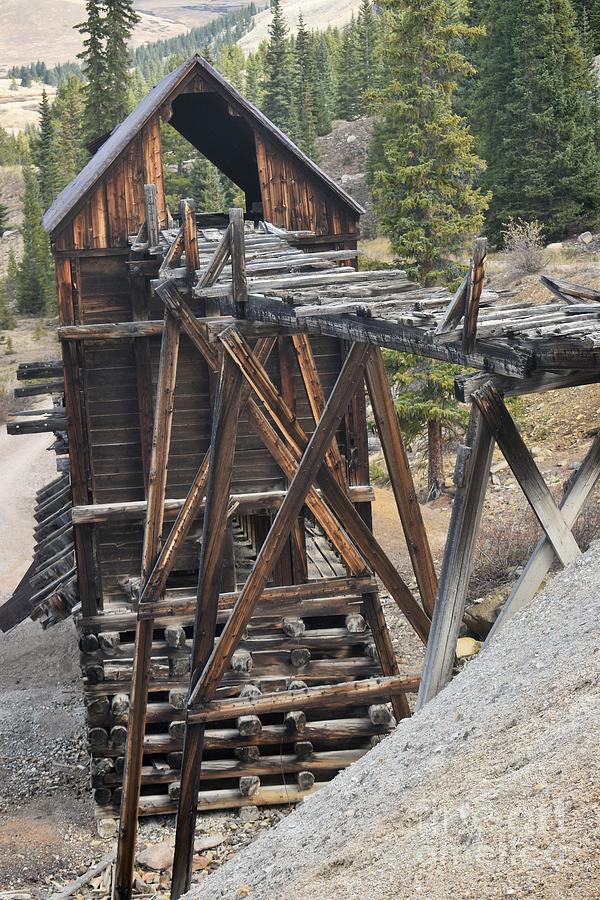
[170,344,370,897]
[113,309,180,900]
[416,406,494,710]
[434,275,468,336]
[62,340,98,617]
[144,184,159,251]
[186,342,369,706]
[141,310,181,580]
[365,347,438,617]
[462,237,487,352]
[488,430,600,639]
[180,198,199,283]
[171,353,244,898]
[292,333,346,487]
[229,208,248,311]
[138,339,275,608]
[220,329,430,643]
[197,224,231,288]
[278,335,306,584]
[472,383,580,567]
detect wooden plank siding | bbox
[254,133,359,243]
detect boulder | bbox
[578,231,594,245]
[137,841,174,871]
[456,637,482,659]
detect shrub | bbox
[502,218,549,275]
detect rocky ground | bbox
[2,250,600,894]
[182,542,600,900]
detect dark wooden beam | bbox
[365,347,438,617]
[472,382,580,567]
[416,406,494,709]
[171,352,244,899]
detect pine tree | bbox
[369,0,488,284]
[6,245,18,305]
[16,166,55,315]
[77,0,111,140]
[357,0,382,109]
[104,0,140,125]
[0,199,8,236]
[294,15,318,157]
[473,0,600,243]
[35,89,60,209]
[336,19,362,120]
[49,75,88,193]
[383,352,469,500]
[203,162,227,212]
[263,0,294,131]
[0,277,15,330]
[313,35,336,135]
[591,0,600,54]
[245,52,264,106]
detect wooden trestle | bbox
[6,190,600,900]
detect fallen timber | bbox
[6,204,600,900]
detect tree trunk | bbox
[427,419,444,500]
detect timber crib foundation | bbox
[4,56,600,900]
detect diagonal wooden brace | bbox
[188,341,371,708]
[365,347,438,616]
[487,429,600,640]
[472,382,580,567]
[219,328,430,643]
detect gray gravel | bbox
[184,542,600,900]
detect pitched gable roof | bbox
[43,55,363,235]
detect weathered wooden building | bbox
[5,55,407,832]
[6,53,600,900]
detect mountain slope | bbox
[239,0,362,52]
[0,0,221,68]
[182,543,600,899]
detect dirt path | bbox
[0,426,108,894]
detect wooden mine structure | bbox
[3,56,600,900]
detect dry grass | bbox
[360,236,395,266]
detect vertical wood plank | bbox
[113,308,181,899]
[416,406,494,709]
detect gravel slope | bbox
[184,543,600,899]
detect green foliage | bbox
[263,0,295,131]
[472,0,600,243]
[0,278,15,330]
[189,156,227,212]
[0,127,29,167]
[34,89,61,209]
[336,17,362,120]
[49,76,88,194]
[4,336,15,355]
[382,351,469,443]
[77,0,111,140]
[104,0,141,125]
[369,0,489,284]
[0,199,8,236]
[16,166,56,315]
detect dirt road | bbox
[0,426,106,894]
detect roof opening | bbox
[165,90,263,221]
